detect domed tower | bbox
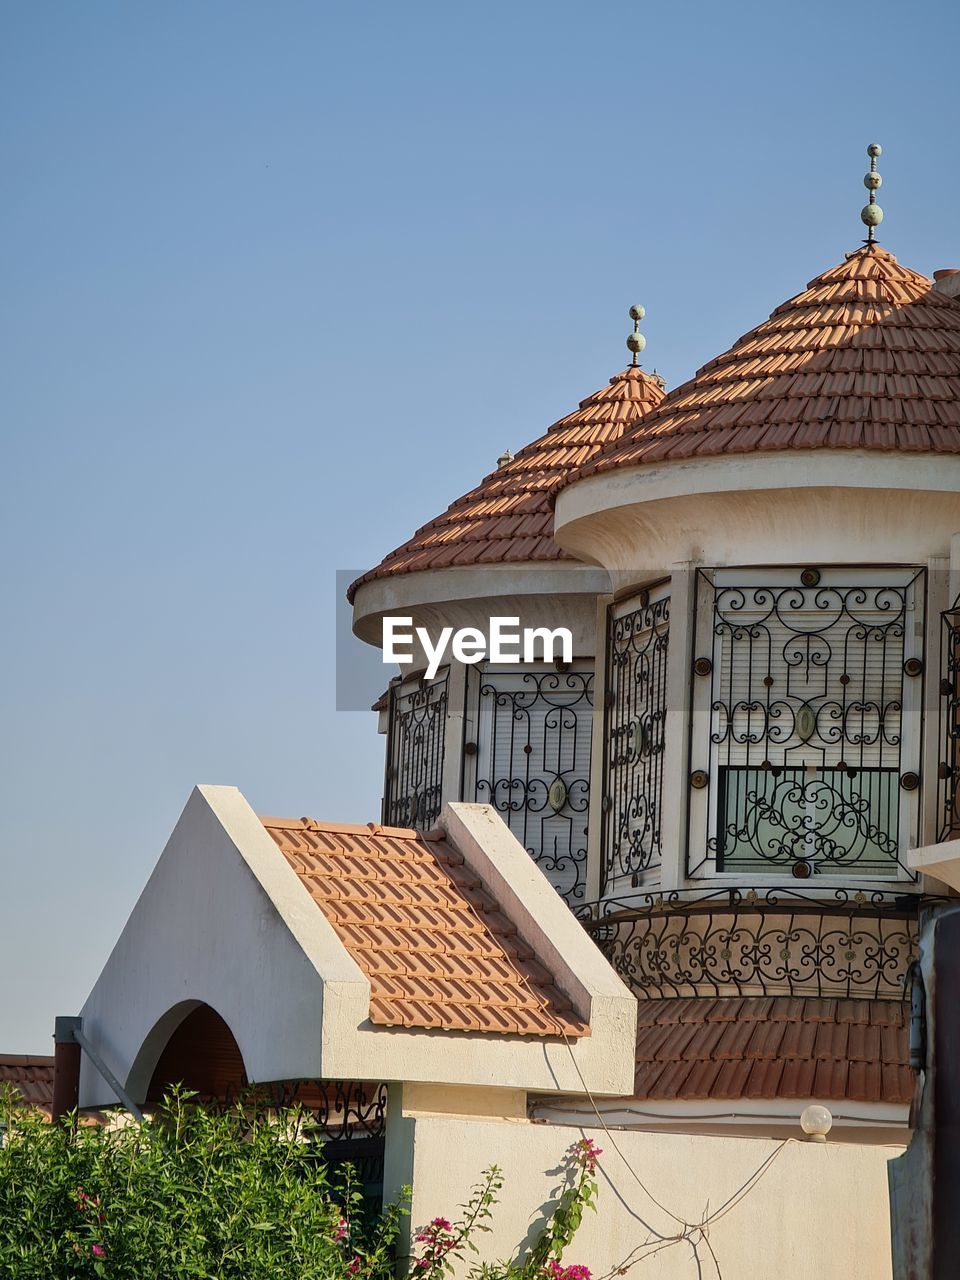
[546,147,960,1139]
[349,323,666,906]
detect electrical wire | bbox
[550,1021,793,1278]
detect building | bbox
[349,342,665,906]
[68,149,960,1278]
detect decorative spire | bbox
[626,304,646,367]
[860,143,884,244]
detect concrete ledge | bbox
[908,837,960,892]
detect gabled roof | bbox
[632,996,911,1104]
[347,365,665,601]
[572,246,960,478]
[79,789,636,1107]
[263,816,590,1037]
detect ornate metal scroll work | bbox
[466,666,593,906]
[939,599,960,840]
[694,573,922,878]
[602,595,670,891]
[583,888,923,1001]
[383,673,448,830]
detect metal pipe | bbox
[53,1016,144,1122]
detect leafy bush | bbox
[0,1086,404,1280]
[0,1086,599,1280]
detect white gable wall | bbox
[78,785,369,1108]
[78,790,638,1108]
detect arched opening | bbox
[146,1003,247,1104]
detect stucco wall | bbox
[554,450,960,576]
[390,1109,898,1280]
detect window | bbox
[383,671,448,830]
[602,587,670,894]
[689,568,923,880]
[462,662,593,906]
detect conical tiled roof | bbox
[574,246,960,478]
[348,365,665,601]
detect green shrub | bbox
[0,1086,404,1280]
[0,1086,599,1280]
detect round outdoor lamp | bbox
[800,1104,833,1142]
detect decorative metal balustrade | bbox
[938,597,960,840]
[383,673,448,830]
[689,569,924,879]
[602,592,670,892]
[582,888,932,1001]
[213,1080,388,1203]
[463,664,593,906]
[261,1079,388,1142]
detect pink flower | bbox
[91,1244,106,1258]
[335,1216,349,1241]
[430,1217,452,1231]
[347,1257,362,1274]
[571,1137,602,1173]
[545,1260,590,1280]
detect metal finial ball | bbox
[626,332,646,354]
[867,143,882,158]
[629,304,645,322]
[864,172,882,191]
[861,203,884,228]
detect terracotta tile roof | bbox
[574,246,960,477]
[632,996,912,1104]
[0,1054,55,1109]
[262,816,590,1038]
[347,366,665,601]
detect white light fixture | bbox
[800,1104,833,1142]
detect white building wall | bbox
[391,1109,898,1280]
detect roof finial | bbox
[861,143,884,245]
[626,304,646,367]
[497,447,514,469]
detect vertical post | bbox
[443,662,467,805]
[659,566,696,891]
[922,560,949,850]
[51,1016,82,1123]
[585,594,610,905]
[889,905,960,1278]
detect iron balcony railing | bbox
[578,887,949,1001]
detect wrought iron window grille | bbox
[687,568,924,881]
[938,594,960,841]
[462,661,593,906]
[383,671,448,831]
[601,590,670,894]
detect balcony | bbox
[579,886,942,1002]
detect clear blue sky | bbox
[2,0,957,1052]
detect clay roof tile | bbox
[629,995,910,1105]
[348,365,666,600]
[262,817,588,1040]
[569,247,960,484]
